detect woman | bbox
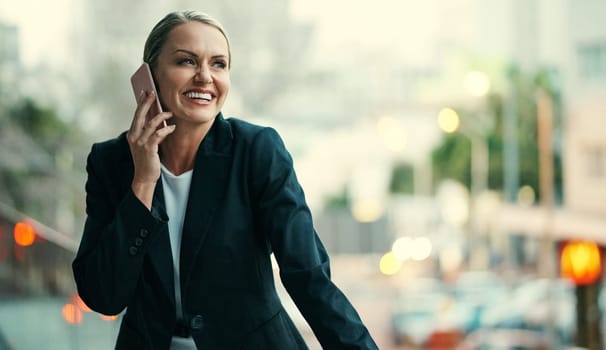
[72,10,378,350]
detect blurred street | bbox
[0,254,595,349]
[0,256,393,350]
[2,0,606,349]
[0,297,118,350]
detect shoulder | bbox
[225,117,266,138]
[224,117,284,150]
[88,131,131,163]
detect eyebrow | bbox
[173,49,227,60]
[174,49,197,57]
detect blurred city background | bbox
[1,0,605,349]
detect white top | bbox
[160,164,197,350]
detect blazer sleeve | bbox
[249,127,378,349]
[72,142,167,316]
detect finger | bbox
[140,112,173,140]
[147,124,176,145]
[150,111,173,128]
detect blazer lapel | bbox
[180,115,233,290]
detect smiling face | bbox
[153,21,230,126]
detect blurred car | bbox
[450,270,511,332]
[480,277,575,343]
[390,277,469,348]
[451,271,510,302]
[456,328,556,349]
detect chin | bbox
[174,107,218,123]
[192,112,219,124]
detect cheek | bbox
[219,77,231,97]
[153,74,168,96]
[156,70,184,92]
[157,84,180,111]
[157,79,180,103]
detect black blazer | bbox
[72,114,378,349]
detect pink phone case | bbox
[130,63,166,127]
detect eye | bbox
[212,60,227,69]
[177,58,196,66]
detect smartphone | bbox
[130,63,167,128]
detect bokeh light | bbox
[437,108,460,134]
[379,252,402,275]
[72,294,92,313]
[518,185,536,207]
[410,237,432,261]
[463,71,491,97]
[392,237,413,261]
[99,314,119,321]
[351,198,384,223]
[62,303,83,325]
[560,240,602,285]
[14,221,35,247]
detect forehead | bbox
[164,21,229,55]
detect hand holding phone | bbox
[130,63,167,128]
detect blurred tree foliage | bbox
[388,163,415,195]
[430,66,564,203]
[324,185,351,210]
[0,90,88,234]
[9,99,71,150]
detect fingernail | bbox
[139,90,145,97]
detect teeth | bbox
[185,92,212,100]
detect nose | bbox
[195,64,213,84]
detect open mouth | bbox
[183,91,213,102]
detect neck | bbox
[160,115,214,175]
[160,122,212,175]
[160,142,196,176]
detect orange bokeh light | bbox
[62,303,83,325]
[99,314,119,321]
[71,294,92,313]
[560,240,602,285]
[14,222,35,247]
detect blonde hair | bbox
[143,10,231,69]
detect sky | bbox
[290,0,444,67]
[2,0,450,69]
[0,0,75,68]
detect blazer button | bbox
[128,246,138,256]
[190,315,204,331]
[134,237,144,247]
[139,228,149,238]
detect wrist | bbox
[131,180,156,210]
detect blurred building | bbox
[0,21,21,92]
[315,209,391,254]
[559,0,606,241]
[0,22,19,65]
[496,0,606,261]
